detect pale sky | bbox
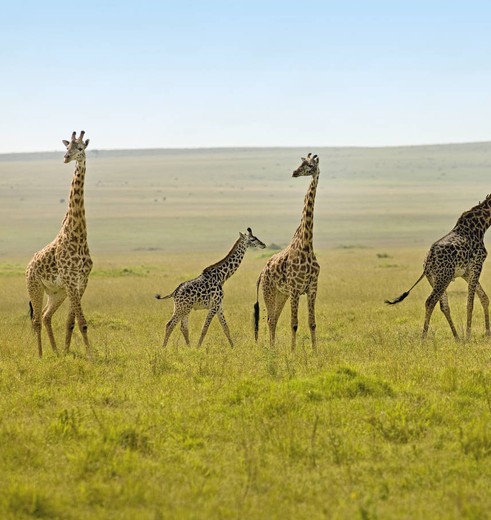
[1,1,491,153]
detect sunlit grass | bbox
[1,249,491,518]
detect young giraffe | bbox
[386,194,491,340]
[254,153,321,350]
[156,228,266,348]
[26,131,94,359]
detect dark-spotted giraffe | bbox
[26,131,94,358]
[156,228,266,348]
[254,153,321,350]
[386,194,491,340]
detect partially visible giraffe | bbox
[26,131,94,359]
[254,153,321,350]
[386,194,491,340]
[156,228,266,348]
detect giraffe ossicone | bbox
[254,153,321,351]
[386,194,491,340]
[156,227,266,348]
[25,130,94,359]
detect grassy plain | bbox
[1,145,491,518]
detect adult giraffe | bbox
[254,153,321,350]
[386,194,491,340]
[26,131,94,359]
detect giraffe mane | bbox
[202,237,242,274]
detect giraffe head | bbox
[62,131,90,163]
[240,228,266,249]
[292,153,319,177]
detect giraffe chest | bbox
[286,255,320,293]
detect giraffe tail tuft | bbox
[385,272,425,305]
[253,272,263,342]
[385,291,410,305]
[254,302,260,341]
[28,301,34,321]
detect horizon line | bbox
[1,139,491,157]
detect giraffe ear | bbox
[301,157,306,162]
[62,140,70,147]
[84,139,90,148]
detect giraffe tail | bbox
[385,272,425,305]
[29,301,34,321]
[254,272,262,342]
[155,291,174,300]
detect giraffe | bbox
[155,228,266,348]
[25,131,94,359]
[254,153,321,351]
[385,194,491,340]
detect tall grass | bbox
[1,249,491,518]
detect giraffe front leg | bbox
[307,288,318,351]
[290,293,300,351]
[466,274,481,340]
[198,308,217,348]
[217,307,233,348]
[67,289,93,360]
[475,282,490,336]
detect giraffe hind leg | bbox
[27,281,44,358]
[263,284,287,348]
[439,291,459,339]
[42,290,67,355]
[65,307,75,353]
[290,293,300,351]
[163,312,180,347]
[307,288,318,351]
[180,315,191,346]
[423,275,452,340]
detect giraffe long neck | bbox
[202,238,248,284]
[454,205,491,240]
[61,157,88,240]
[292,172,319,250]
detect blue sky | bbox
[1,1,491,152]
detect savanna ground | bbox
[1,145,491,519]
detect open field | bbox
[1,145,491,518]
[2,143,491,257]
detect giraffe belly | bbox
[192,302,209,310]
[453,267,466,279]
[41,277,65,295]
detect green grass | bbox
[2,144,491,518]
[2,249,491,519]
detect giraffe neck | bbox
[291,171,319,250]
[61,156,88,240]
[454,204,491,240]
[202,238,248,284]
